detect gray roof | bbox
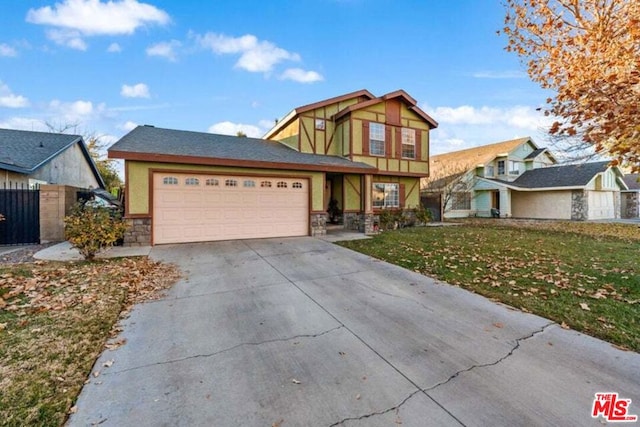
[524,148,547,160]
[109,125,377,172]
[623,174,640,190]
[511,161,610,189]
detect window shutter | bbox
[415,130,422,160]
[399,183,406,208]
[362,121,370,155]
[385,125,392,157]
[395,128,402,158]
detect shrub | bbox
[379,209,404,231]
[414,204,433,224]
[64,203,129,261]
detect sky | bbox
[0,0,556,163]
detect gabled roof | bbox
[524,148,547,160]
[510,161,611,189]
[622,174,640,190]
[0,128,105,187]
[109,125,377,174]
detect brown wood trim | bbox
[310,210,327,215]
[343,209,361,213]
[148,168,155,245]
[295,89,375,114]
[110,151,377,174]
[325,126,336,153]
[124,213,151,219]
[124,161,131,216]
[373,171,428,178]
[415,129,422,161]
[300,117,314,153]
[349,118,354,160]
[345,175,361,197]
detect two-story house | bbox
[423,137,627,220]
[109,89,437,245]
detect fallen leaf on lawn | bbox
[560,322,570,330]
[69,406,78,414]
[0,297,6,308]
[92,370,100,378]
[291,379,301,384]
[579,303,590,311]
[103,359,114,368]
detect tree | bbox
[236,131,247,137]
[422,160,475,213]
[502,0,640,171]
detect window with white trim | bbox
[163,176,178,185]
[451,192,471,210]
[497,160,506,175]
[369,123,385,156]
[508,161,521,175]
[485,165,495,177]
[260,181,272,188]
[185,177,200,186]
[206,178,219,186]
[225,179,238,187]
[372,183,399,208]
[243,180,256,188]
[292,182,303,189]
[401,128,416,159]
[276,181,288,188]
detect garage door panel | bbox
[153,173,309,244]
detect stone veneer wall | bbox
[622,192,639,218]
[571,190,588,221]
[343,212,362,231]
[613,192,621,219]
[123,218,151,246]
[310,213,327,237]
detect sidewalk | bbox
[34,241,151,262]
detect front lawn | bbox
[0,258,179,427]
[339,222,640,352]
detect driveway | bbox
[69,237,640,426]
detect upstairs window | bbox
[372,183,399,208]
[497,160,506,175]
[163,176,178,185]
[401,128,416,159]
[185,177,200,186]
[369,123,385,156]
[485,166,495,177]
[315,118,325,130]
[508,161,521,175]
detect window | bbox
[369,123,385,156]
[243,180,256,188]
[372,183,399,208]
[451,192,471,210]
[401,128,416,159]
[485,166,495,177]
[276,181,288,188]
[206,178,219,186]
[260,181,272,188]
[292,182,303,189]
[497,160,506,175]
[508,161,521,175]
[225,179,238,187]
[315,118,325,130]
[185,178,200,186]
[163,176,178,185]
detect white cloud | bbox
[121,83,150,98]
[107,42,121,53]
[0,43,17,57]
[47,99,108,124]
[0,117,48,131]
[472,70,527,79]
[195,32,300,73]
[27,0,170,49]
[208,121,269,138]
[279,68,324,83]
[425,105,551,130]
[0,82,29,108]
[119,120,138,131]
[146,40,181,61]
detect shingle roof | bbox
[511,161,610,188]
[623,174,640,190]
[109,125,377,173]
[524,148,548,160]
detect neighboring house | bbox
[109,89,438,245]
[621,174,640,218]
[423,137,627,220]
[0,128,104,189]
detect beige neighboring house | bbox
[621,174,640,218]
[422,137,627,220]
[0,128,104,189]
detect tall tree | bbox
[502,0,640,171]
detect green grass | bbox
[339,223,640,352]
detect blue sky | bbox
[0,0,554,159]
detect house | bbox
[423,137,627,220]
[621,174,639,218]
[109,89,437,245]
[0,128,104,189]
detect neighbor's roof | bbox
[510,161,611,189]
[623,173,640,190]
[0,128,104,187]
[109,125,377,173]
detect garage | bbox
[588,191,615,219]
[153,173,309,244]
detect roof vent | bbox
[143,124,155,127]
[39,141,44,148]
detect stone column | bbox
[310,212,327,236]
[123,217,151,246]
[571,190,588,221]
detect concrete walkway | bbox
[33,241,151,261]
[68,237,640,426]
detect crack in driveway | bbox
[107,325,344,375]
[328,322,554,426]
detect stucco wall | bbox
[126,161,325,215]
[512,190,572,219]
[30,143,100,188]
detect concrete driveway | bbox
[69,237,640,426]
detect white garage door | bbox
[153,173,309,244]
[588,191,615,219]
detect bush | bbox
[64,203,129,260]
[414,204,433,224]
[379,209,404,231]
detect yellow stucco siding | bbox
[271,119,299,150]
[344,174,362,211]
[126,161,325,214]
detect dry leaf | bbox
[92,370,100,378]
[560,322,570,330]
[291,379,301,385]
[579,303,590,311]
[103,359,114,368]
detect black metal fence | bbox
[0,182,40,245]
